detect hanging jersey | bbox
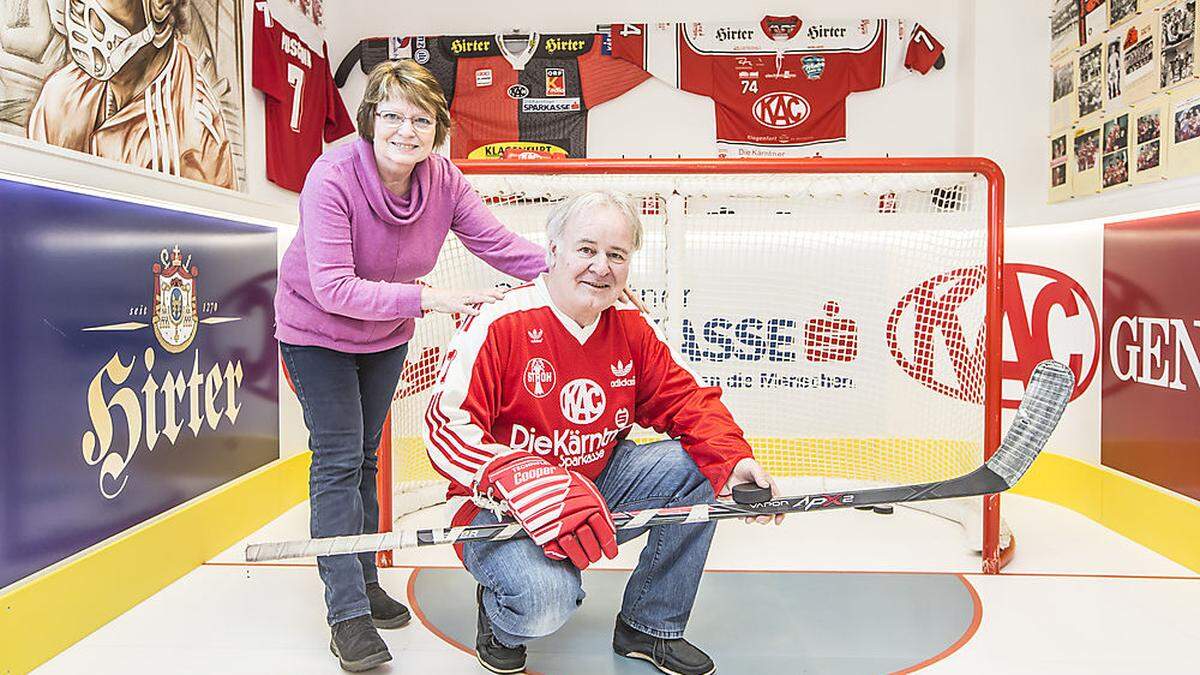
[386,33,650,159]
[608,16,945,157]
[423,277,754,534]
[252,2,355,192]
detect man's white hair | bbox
[544,191,643,267]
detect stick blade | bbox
[986,359,1075,488]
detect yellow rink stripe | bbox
[0,452,311,674]
[1012,452,1200,573]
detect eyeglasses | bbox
[375,111,435,132]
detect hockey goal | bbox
[377,158,1008,572]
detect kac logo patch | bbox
[752,91,810,129]
[560,378,606,424]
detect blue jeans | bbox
[279,341,408,625]
[463,439,717,646]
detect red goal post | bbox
[376,157,1006,573]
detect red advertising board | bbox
[1103,211,1200,500]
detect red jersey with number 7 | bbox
[608,16,945,157]
[252,2,355,191]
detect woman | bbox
[274,60,547,672]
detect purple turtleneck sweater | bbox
[275,140,547,352]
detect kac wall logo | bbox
[887,263,1098,408]
[80,246,245,499]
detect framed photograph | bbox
[1160,0,1197,90]
[1110,0,1139,28]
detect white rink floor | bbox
[36,494,1200,674]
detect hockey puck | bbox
[731,482,773,505]
[873,505,894,515]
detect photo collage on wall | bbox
[1046,0,1200,200]
[1050,132,1072,201]
[1133,98,1168,180]
[1102,112,1131,187]
[1074,123,1103,193]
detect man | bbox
[28,0,234,188]
[424,191,783,675]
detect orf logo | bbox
[523,358,556,398]
[560,378,606,424]
[752,92,809,129]
[887,266,987,403]
[1003,263,1098,408]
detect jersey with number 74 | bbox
[606,16,945,157]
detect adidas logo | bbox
[610,360,633,377]
[528,328,544,344]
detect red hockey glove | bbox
[477,452,618,569]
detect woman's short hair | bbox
[545,191,644,266]
[357,60,451,148]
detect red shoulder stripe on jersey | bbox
[425,392,491,472]
[429,396,492,465]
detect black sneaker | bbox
[613,615,715,675]
[329,615,392,672]
[366,581,412,629]
[476,585,527,673]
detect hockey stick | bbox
[245,360,1073,563]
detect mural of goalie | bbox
[23,0,237,188]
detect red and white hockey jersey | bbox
[424,277,754,530]
[608,16,945,156]
[252,2,355,191]
[389,33,650,159]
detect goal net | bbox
[379,158,1008,572]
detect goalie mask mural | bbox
[65,0,167,81]
[0,0,245,189]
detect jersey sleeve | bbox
[321,43,357,141]
[904,22,945,74]
[251,2,286,101]
[423,314,513,491]
[578,35,651,108]
[607,23,709,94]
[627,313,754,493]
[847,18,945,93]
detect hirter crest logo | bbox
[610,359,633,376]
[153,245,199,353]
[560,378,606,424]
[528,328,544,344]
[523,358,556,398]
[752,92,809,129]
